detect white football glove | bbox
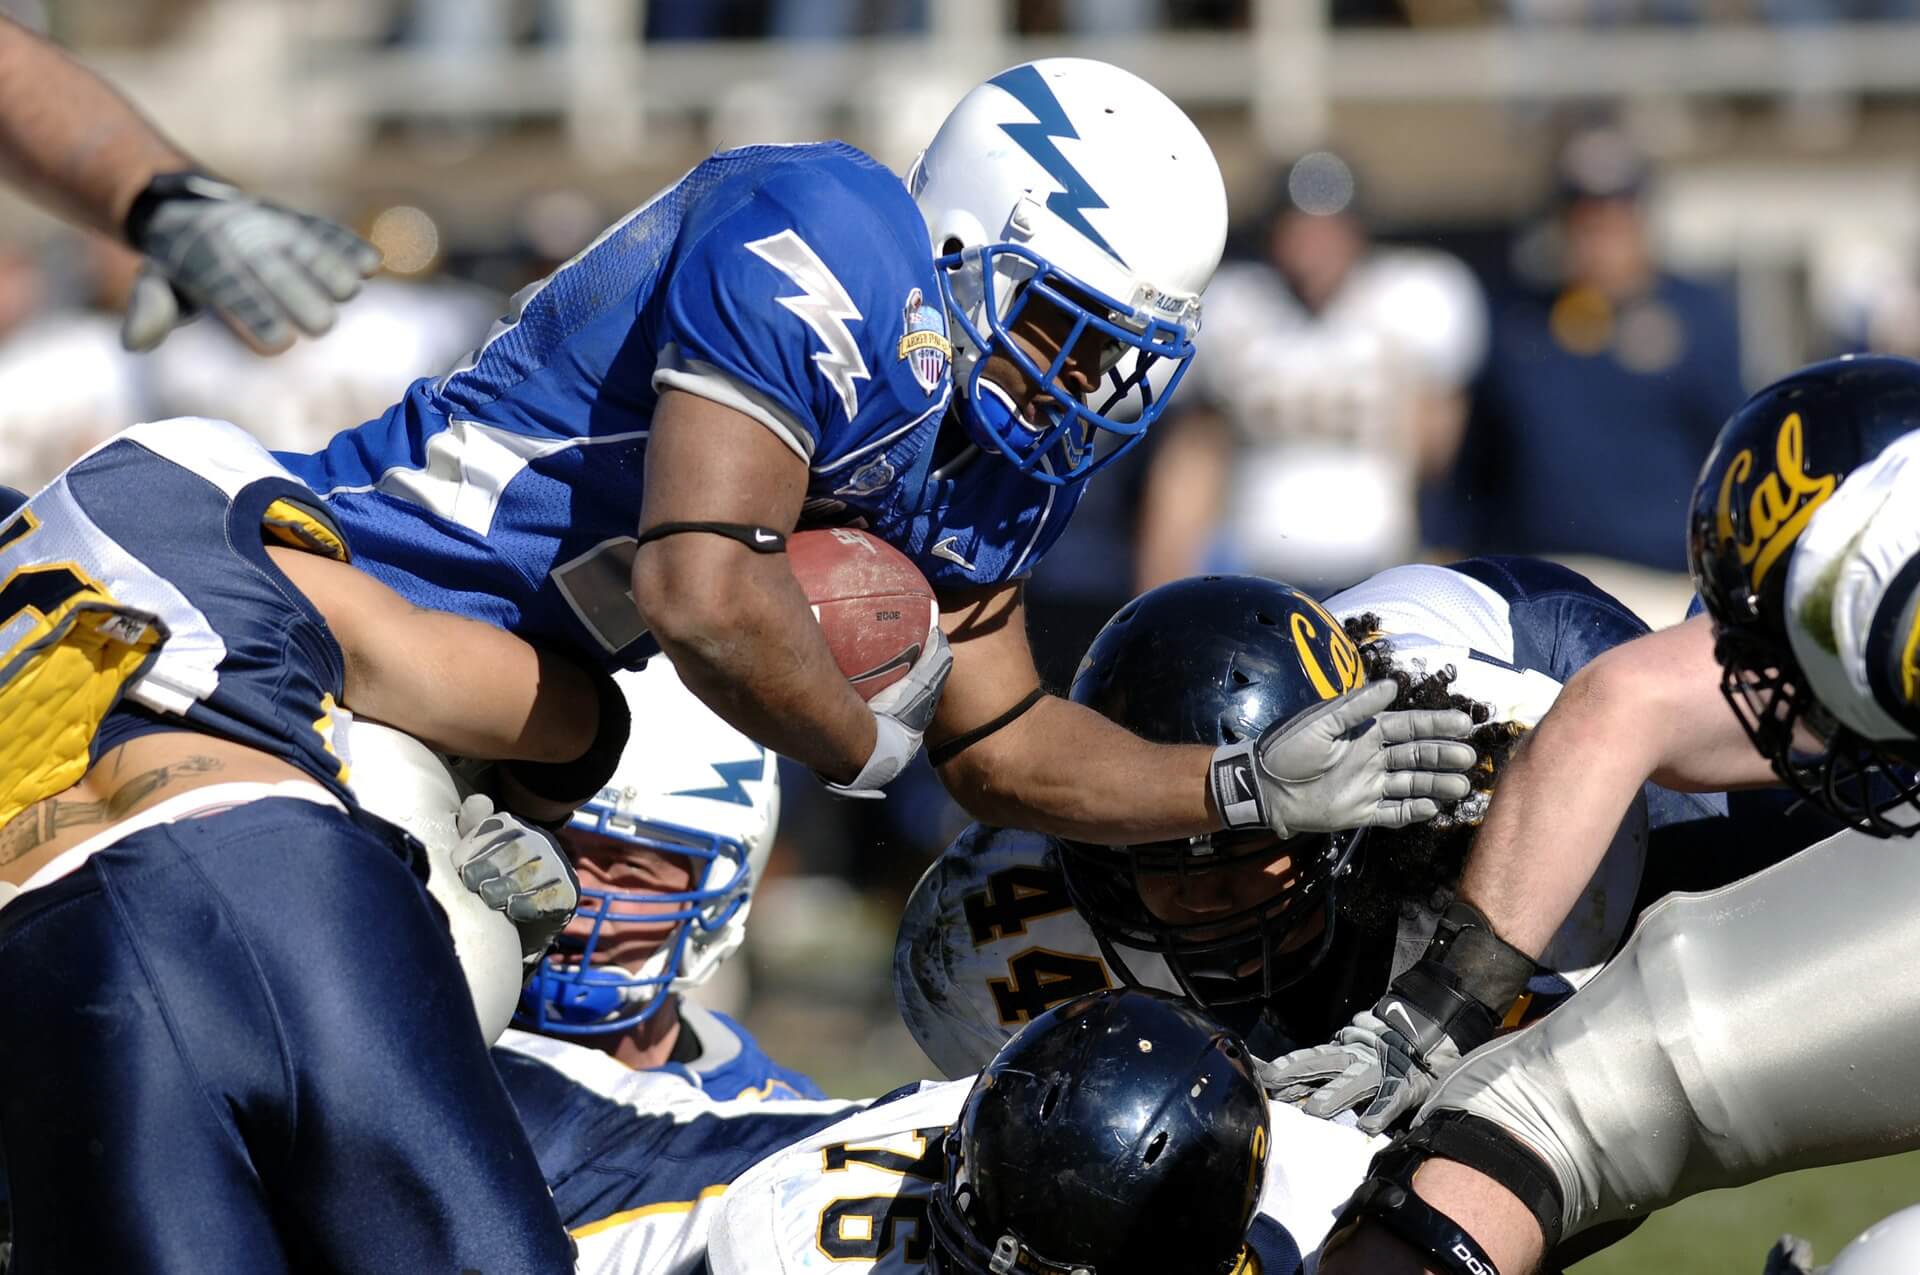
[1261,999,1465,1135]
[823,623,953,799]
[451,794,580,969]
[1209,678,1477,838]
[122,173,382,352]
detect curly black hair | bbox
[1333,613,1527,936]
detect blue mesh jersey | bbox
[280,143,1083,670]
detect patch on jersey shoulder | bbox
[897,288,951,395]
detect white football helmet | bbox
[1826,1205,1920,1274]
[910,58,1227,485]
[518,659,780,1035]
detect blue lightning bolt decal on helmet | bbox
[912,58,1228,487]
[518,661,781,1036]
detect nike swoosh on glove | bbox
[1260,1002,1465,1135]
[123,173,382,352]
[1211,678,1478,837]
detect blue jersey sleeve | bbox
[651,153,946,473]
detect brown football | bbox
[787,528,938,702]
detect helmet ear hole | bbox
[942,236,963,257]
[1142,1131,1168,1166]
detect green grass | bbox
[1572,1152,1920,1273]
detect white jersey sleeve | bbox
[1325,562,1649,986]
[892,826,1182,1079]
[707,1077,1384,1275]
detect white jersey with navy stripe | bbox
[491,1028,862,1275]
[708,1079,1385,1275]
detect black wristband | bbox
[1400,1111,1566,1252]
[1424,899,1538,1017]
[1390,961,1503,1059]
[500,663,632,806]
[927,687,1045,767]
[633,521,787,554]
[123,169,233,250]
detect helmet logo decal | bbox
[1290,599,1364,700]
[746,229,870,421]
[1714,411,1836,594]
[988,65,1127,266]
[671,756,763,806]
[898,288,952,394]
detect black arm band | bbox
[927,687,1047,768]
[1326,1108,1563,1275]
[500,662,632,806]
[633,521,787,554]
[1325,1169,1505,1275]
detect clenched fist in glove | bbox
[1262,899,1537,1134]
[122,171,382,352]
[822,623,953,799]
[452,794,581,971]
[1209,679,1478,839]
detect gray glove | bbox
[823,623,953,799]
[1210,678,1476,837]
[122,172,381,352]
[452,796,580,968]
[1762,1235,1821,1275]
[1261,998,1465,1135]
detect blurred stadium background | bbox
[3,0,1918,1268]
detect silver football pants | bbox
[1420,827,1920,1239]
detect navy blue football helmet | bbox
[1059,575,1368,1012]
[0,486,27,522]
[1690,353,1920,835]
[928,988,1269,1275]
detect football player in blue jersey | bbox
[503,658,814,1100]
[495,657,835,1234]
[0,418,627,1273]
[280,58,1478,862]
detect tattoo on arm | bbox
[0,754,225,867]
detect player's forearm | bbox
[938,695,1218,842]
[640,554,875,783]
[1458,616,1764,957]
[0,17,192,237]
[1319,1163,1546,1275]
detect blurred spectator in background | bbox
[1446,126,1744,623]
[1137,150,1487,595]
[0,236,143,489]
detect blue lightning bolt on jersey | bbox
[279,143,1083,670]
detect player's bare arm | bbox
[1456,613,1776,958]
[0,16,377,351]
[0,15,190,236]
[267,545,603,768]
[1319,1159,1547,1275]
[631,389,878,784]
[928,578,1219,842]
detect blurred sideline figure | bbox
[1450,124,1744,624]
[1138,150,1487,595]
[0,14,378,353]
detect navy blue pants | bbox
[0,798,573,1274]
